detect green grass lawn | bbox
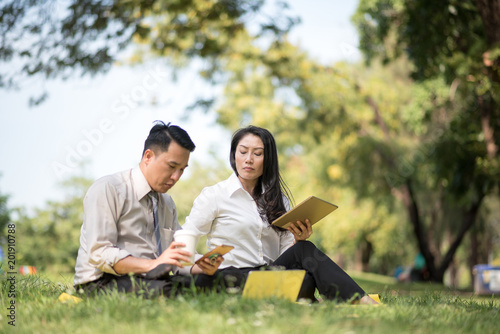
[1,271,499,334]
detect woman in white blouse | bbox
[183,126,376,304]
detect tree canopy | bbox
[353,0,499,161]
[352,0,500,281]
[0,0,297,104]
[0,183,11,253]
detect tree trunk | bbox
[428,185,444,264]
[400,181,440,281]
[364,93,488,283]
[475,0,499,159]
[361,239,373,272]
[446,230,458,287]
[478,95,498,160]
[354,239,374,272]
[436,195,485,281]
[400,180,485,283]
[474,0,500,46]
[469,229,480,288]
[354,248,363,272]
[333,252,345,270]
[448,261,458,288]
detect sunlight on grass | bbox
[1,272,499,334]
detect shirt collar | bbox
[131,166,174,214]
[227,172,261,200]
[227,173,245,197]
[132,166,152,201]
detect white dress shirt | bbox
[183,173,294,269]
[74,166,187,286]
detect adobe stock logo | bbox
[51,65,168,179]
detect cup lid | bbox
[174,229,197,236]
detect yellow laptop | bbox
[242,270,306,302]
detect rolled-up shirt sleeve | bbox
[84,180,131,275]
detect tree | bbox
[0,0,297,105]
[0,187,10,239]
[352,0,500,282]
[354,0,499,161]
[0,181,11,265]
[14,176,91,273]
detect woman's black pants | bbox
[194,241,367,302]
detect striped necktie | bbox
[148,191,162,255]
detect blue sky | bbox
[0,0,361,210]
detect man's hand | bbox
[114,242,220,276]
[113,243,190,276]
[152,241,193,270]
[190,255,224,276]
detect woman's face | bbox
[235,134,265,185]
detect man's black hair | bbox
[142,121,195,156]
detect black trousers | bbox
[75,269,193,298]
[194,241,366,301]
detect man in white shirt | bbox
[74,121,223,297]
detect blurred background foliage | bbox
[1,0,499,288]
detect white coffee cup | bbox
[173,229,197,266]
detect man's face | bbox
[142,141,190,193]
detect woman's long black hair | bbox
[230,126,293,229]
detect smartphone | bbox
[195,245,234,265]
